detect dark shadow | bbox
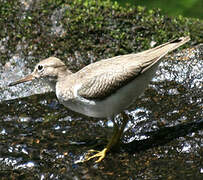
[122,118,203,153]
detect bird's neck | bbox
[57,68,73,81]
[45,67,73,92]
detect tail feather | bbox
[140,36,190,73]
[138,36,190,56]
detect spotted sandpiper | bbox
[9,36,190,162]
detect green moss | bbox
[0,0,202,67]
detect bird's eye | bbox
[37,65,44,71]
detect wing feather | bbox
[76,36,190,100]
[77,60,144,99]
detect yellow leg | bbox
[81,112,129,163]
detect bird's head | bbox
[9,57,71,90]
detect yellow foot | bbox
[75,148,107,163]
[85,148,107,163]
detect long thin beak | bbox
[8,74,35,86]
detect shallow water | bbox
[0,0,202,179]
[0,45,202,179]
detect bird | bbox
[9,36,190,163]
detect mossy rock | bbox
[0,0,202,69]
